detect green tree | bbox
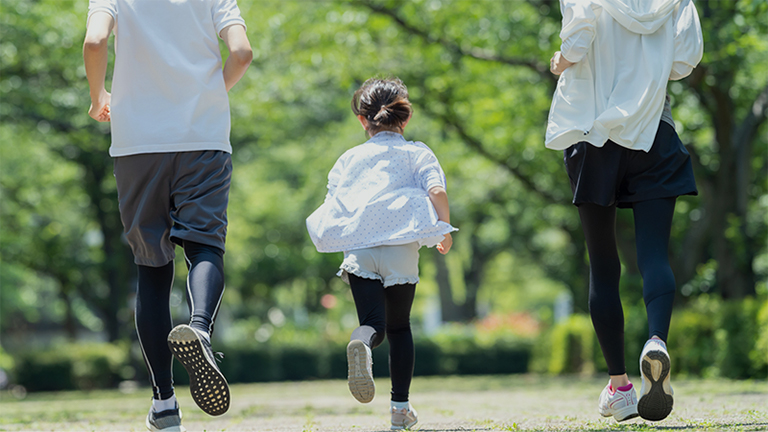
[1,1,134,342]
[679,0,768,299]
[353,0,768,310]
[1,0,765,346]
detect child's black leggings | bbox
[348,273,415,402]
[135,240,226,400]
[578,198,677,376]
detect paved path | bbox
[2,375,767,431]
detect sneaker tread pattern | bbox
[168,326,230,416]
[638,350,673,421]
[347,340,374,403]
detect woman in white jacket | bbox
[547,0,703,423]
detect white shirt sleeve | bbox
[325,155,345,200]
[558,0,600,63]
[87,0,116,25]
[412,145,446,192]
[669,0,704,81]
[213,0,247,36]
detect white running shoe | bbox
[347,339,374,403]
[597,381,639,422]
[390,403,418,430]
[638,338,674,421]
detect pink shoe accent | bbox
[617,383,633,392]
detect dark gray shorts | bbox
[114,150,232,267]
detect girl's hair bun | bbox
[352,77,412,134]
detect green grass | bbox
[1,375,766,431]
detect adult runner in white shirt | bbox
[547,0,703,424]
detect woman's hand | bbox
[550,51,575,75]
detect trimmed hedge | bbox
[9,337,530,392]
[535,297,768,379]
[9,296,764,392]
[13,342,130,392]
[545,315,605,375]
[173,338,530,386]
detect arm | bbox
[324,154,346,201]
[83,11,114,122]
[669,0,703,81]
[551,0,599,75]
[220,24,253,92]
[428,186,452,254]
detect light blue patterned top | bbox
[307,131,457,253]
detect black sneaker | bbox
[167,324,230,416]
[145,403,185,432]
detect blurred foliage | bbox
[534,297,768,379]
[543,315,601,376]
[0,0,766,378]
[9,296,765,392]
[13,342,130,392]
[12,323,533,390]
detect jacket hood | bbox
[599,0,681,34]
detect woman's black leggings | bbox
[135,240,225,400]
[348,273,415,402]
[578,198,677,376]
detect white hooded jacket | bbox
[545,0,703,152]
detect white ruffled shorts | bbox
[339,242,420,287]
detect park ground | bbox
[1,375,766,431]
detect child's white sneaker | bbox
[390,402,418,430]
[638,338,674,421]
[347,339,374,403]
[597,381,638,422]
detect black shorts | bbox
[564,121,697,208]
[114,150,232,267]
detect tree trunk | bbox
[433,251,460,322]
[77,146,135,342]
[60,290,77,341]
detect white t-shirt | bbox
[87,0,246,157]
[306,131,457,253]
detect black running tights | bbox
[135,240,225,400]
[578,198,677,376]
[348,274,415,402]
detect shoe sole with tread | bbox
[167,325,230,416]
[638,350,673,421]
[347,340,374,403]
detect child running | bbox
[306,77,456,430]
[547,0,703,423]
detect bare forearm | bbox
[83,12,114,122]
[223,51,252,91]
[429,186,453,254]
[83,12,113,97]
[220,24,252,92]
[84,40,109,98]
[428,186,450,224]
